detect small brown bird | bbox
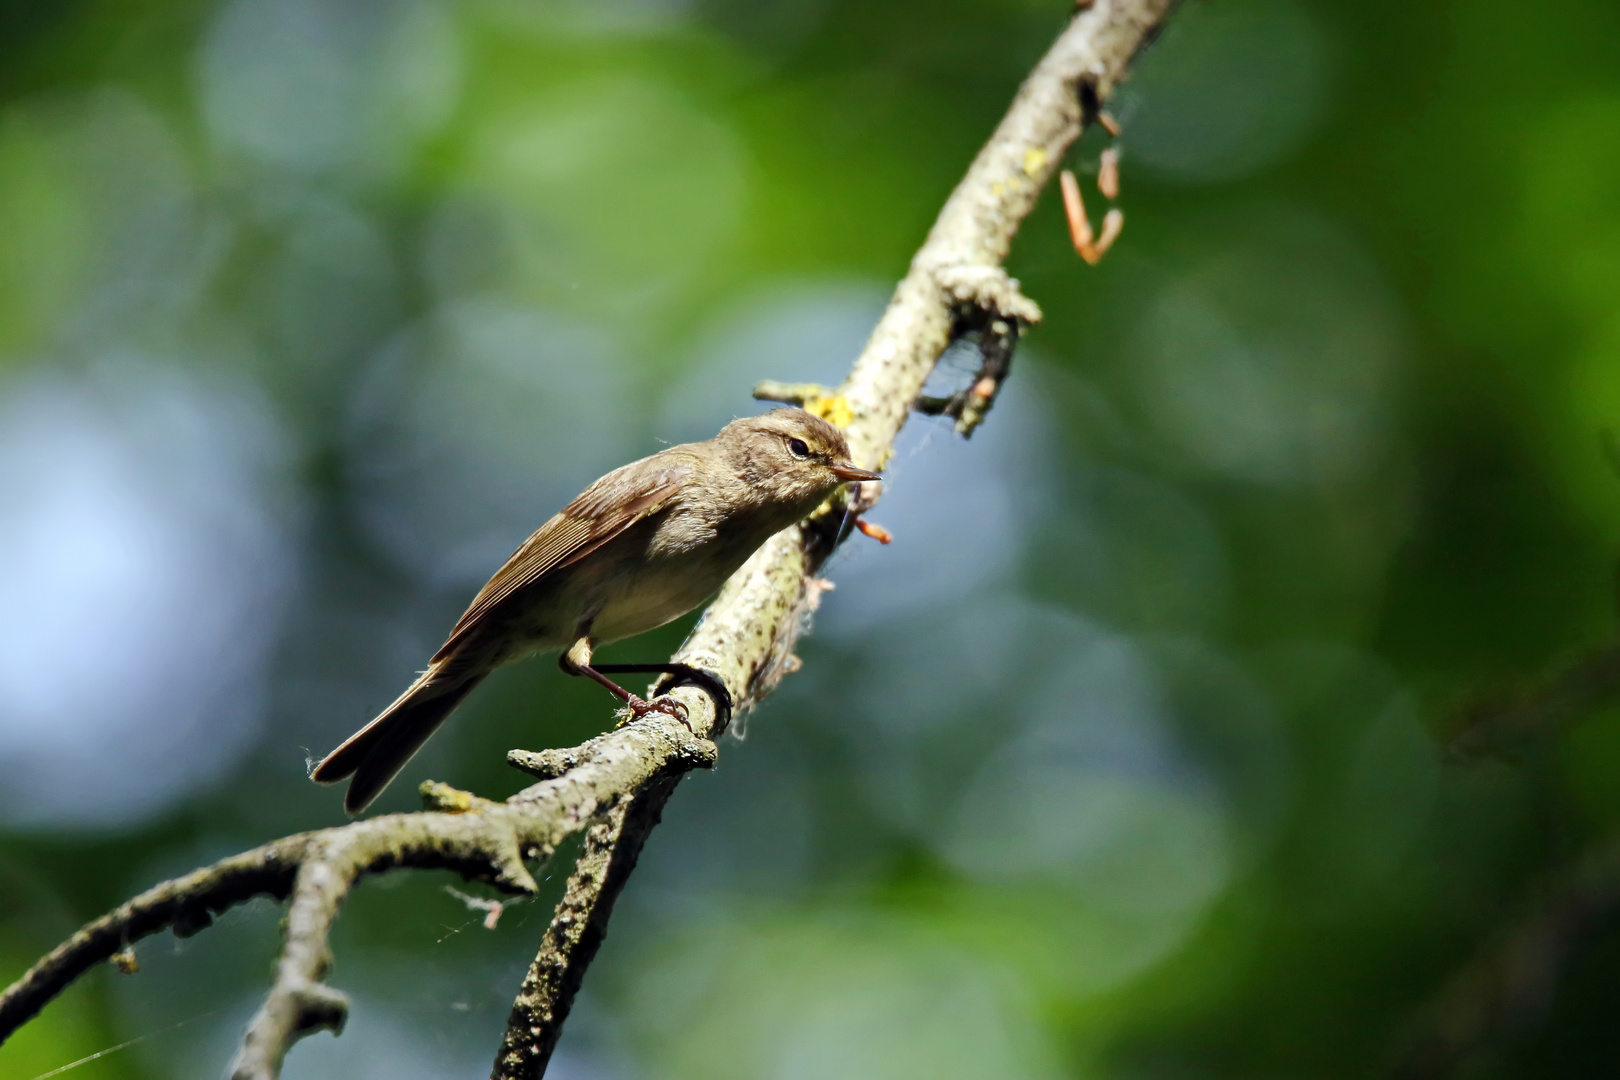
[312,408,879,813]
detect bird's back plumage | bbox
[433,460,692,662]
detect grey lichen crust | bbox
[0,3,1181,1078]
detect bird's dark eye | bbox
[787,437,811,459]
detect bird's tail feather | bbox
[311,668,483,815]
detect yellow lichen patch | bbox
[808,492,843,522]
[1022,147,1048,177]
[803,393,855,429]
[419,780,475,813]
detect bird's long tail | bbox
[311,665,484,815]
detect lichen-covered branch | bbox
[0,836,310,1042]
[493,779,677,1077]
[0,708,715,1072]
[0,3,1178,1076]
[498,1,1180,1075]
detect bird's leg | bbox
[592,663,733,731]
[559,638,694,731]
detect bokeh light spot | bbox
[0,364,298,829]
[1123,0,1330,183]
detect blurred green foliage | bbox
[3,1,1620,1078]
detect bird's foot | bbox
[617,694,693,733]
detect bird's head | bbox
[716,407,880,513]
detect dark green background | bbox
[3,1,1620,1077]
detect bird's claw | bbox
[619,694,693,733]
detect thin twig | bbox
[0,836,311,1041]
[1393,835,1620,1078]
[0,710,715,1068]
[1059,168,1124,265]
[1446,639,1620,761]
[1098,145,1120,199]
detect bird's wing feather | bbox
[431,459,689,662]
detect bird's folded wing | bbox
[431,460,689,662]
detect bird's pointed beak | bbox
[831,462,882,483]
